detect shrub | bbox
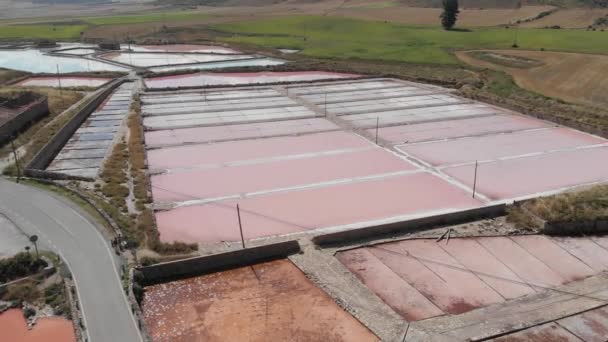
[23,307,36,318]
[4,281,40,303]
[139,256,160,267]
[0,252,47,283]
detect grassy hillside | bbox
[154,0,607,8]
[0,24,86,40]
[214,16,608,64]
[82,11,208,25]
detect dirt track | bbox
[456,49,608,108]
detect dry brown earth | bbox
[457,49,608,108]
[520,8,608,28]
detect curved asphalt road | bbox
[0,178,142,342]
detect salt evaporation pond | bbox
[123,44,238,54]
[145,71,360,88]
[100,52,253,68]
[148,57,285,73]
[0,309,76,342]
[0,49,128,73]
[55,48,98,56]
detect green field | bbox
[214,16,608,64]
[0,25,86,40]
[82,11,208,26]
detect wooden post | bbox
[237,204,245,249]
[472,160,478,199]
[324,93,327,116]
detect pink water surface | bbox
[444,146,608,200]
[369,114,549,144]
[145,71,360,88]
[151,148,417,202]
[155,172,482,243]
[144,118,339,147]
[147,131,370,170]
[399,127,605,166]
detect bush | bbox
[4,281,40,303]
[23,307,36,318]
[0,252,47,283]
[44,282,69,316]
[139,256,160,267]
[132,283,144,305]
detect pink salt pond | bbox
[444,145,608,200]
[147,131,370,171]
[370,114,550,144]
[338,235,608,322]
[398,127,606,167]
[144,118,339,147]
[16,76,112,88]
[155,172,482,243]
[0,309,76,342]
[145,71,360,88]
[151,148,417,202]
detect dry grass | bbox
[519,8,608,28]
[508,185,608,235]
[100,140,129,213]
[457,49,608,109]
[330,5,556,26]
[526,186,608,223]
[0,68,28,85]
[2,279,41,304]
[1,88,83,174]
[467,51,544,68]
[127,96,197,255]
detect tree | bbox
[440,0,460,31]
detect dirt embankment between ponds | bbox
[456,49,608,109]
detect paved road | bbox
[0,178,142,342]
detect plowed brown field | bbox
[457,49,608,108]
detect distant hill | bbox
[31,0,108,3]
[392,0,607,8]
[155,0,607,8]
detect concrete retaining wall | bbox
[313,204,507,246]
[25,78,125,172]
[0,96,48,146]
[543,219,608,236]
[139,240,301,286]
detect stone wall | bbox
[139,240,301,286]
[313,204,507,246]
[0,96,48,146]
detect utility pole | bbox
[10,136,21,183]
[472,160,479,199]
[56,64,62,96]
[237,204,246,249]
[375,117,380,145]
